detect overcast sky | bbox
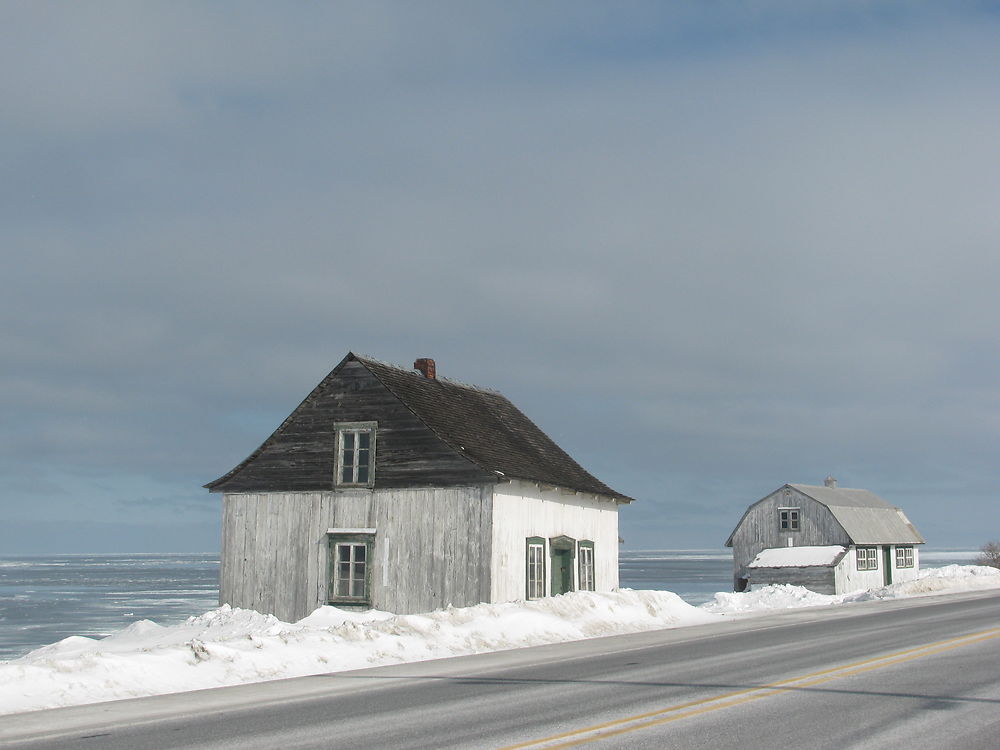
[3,1,999,553]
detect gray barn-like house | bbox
[726,478,925,595]
[206,353,632,622]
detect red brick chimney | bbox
[414,358,436,380]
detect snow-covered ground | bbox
[2,565,998,716]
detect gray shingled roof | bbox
[790,484,925,545]
[206,353,633,501]
[357,355,633,502]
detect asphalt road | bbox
[3,590,999,750]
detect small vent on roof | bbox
[413,358,436,380]
[824,475,837,488]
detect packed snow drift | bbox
[2,565,998,716]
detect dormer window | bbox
[778,507,800,531]
[335,422,376,487]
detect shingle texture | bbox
[358,355,632,501]
[207,353,632,502]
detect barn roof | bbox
[725,482,925,546]
[790,484,925,545]
[207,352,633,502]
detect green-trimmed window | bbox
[895,545,914,568]
[335,422,376,487]
[856,546,879,571]
[578,541,595,591]
[328,532,374,606]
[526,537,545,600]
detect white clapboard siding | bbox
[490,480,620,602]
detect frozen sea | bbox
[0,548,979,661]
[0,554,219,661]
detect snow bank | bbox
[703,564,1000,613]
[0,590,715,715]
[845,564,1000,601]
[3,566,997,716]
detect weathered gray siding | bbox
[220,486,493,621]
[729,486,850,589]
[746,566,837,595]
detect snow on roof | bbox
[748,545,847,568]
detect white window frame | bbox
[895,545,914,569]
[778,507,800,531]
[856,546,879,571]
[335,422,377,487]
[578,541,595,592]
[526,537,546,600]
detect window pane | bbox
[356,465,368,483]
[358,432,370,449]
[330,536,373,602]
[341,465,353,483]
[527,544,543,599]
[343,432,355,450]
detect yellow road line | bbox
[498,627,1000,750]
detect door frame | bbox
[549,535,576,596]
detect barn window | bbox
[526,537,546,599]
[578,541,595,591]
[335,422,377,487]
[778,507,800,531]
[856,546,879,571]
[895,545,914,568]
[328,531,375,606]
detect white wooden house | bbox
[206,353,633,621]
[725,478,925,595]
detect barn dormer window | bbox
[335,422,377,487]
[778,507,800,531]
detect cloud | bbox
[3,2,999,549]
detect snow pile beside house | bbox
[846,563,1000,600]
[2,566,998,716]
[703,583,837,612]
[0,590,715,715]
[703,563,1000,613]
